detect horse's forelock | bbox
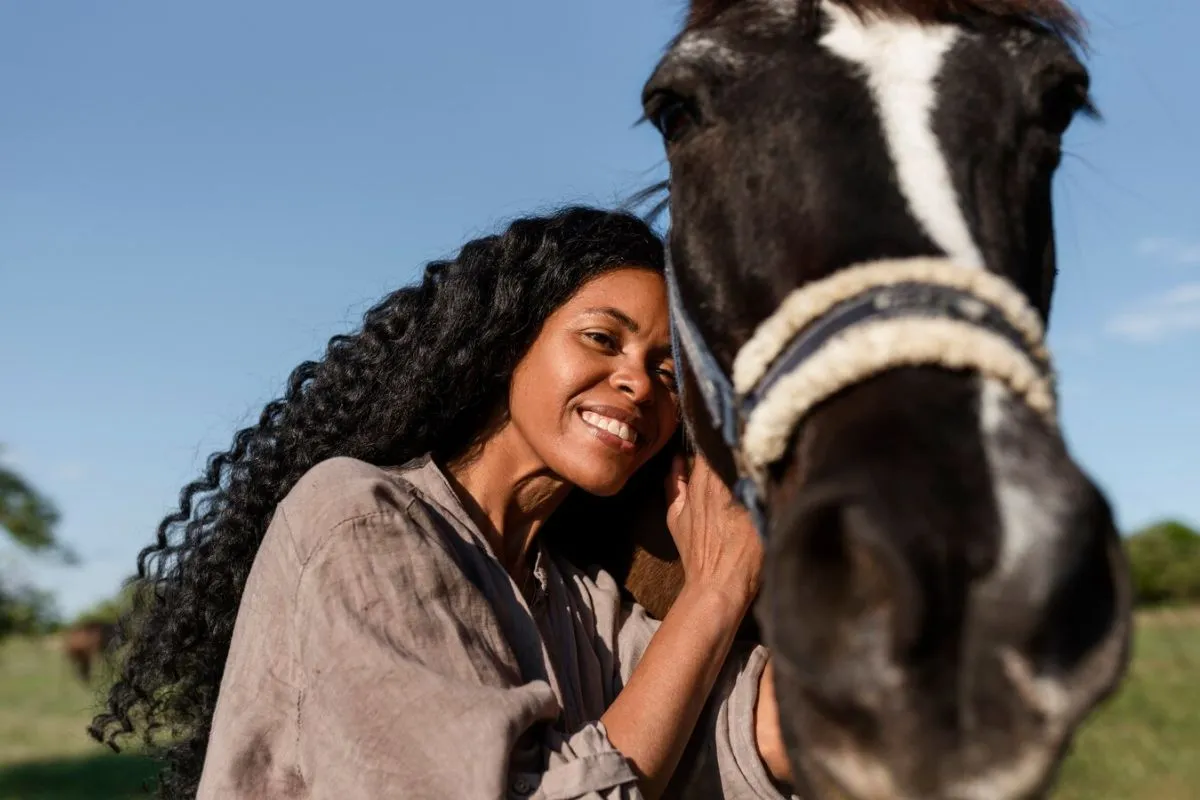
[686,0,1084,46]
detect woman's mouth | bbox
[579,409,639,454]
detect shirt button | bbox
[511,776,534,796]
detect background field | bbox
[0,610,1196,799]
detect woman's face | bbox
[507,267,679,496]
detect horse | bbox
[569,1,1133,798]
[62,620,117,683]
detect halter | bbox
[664,255,1058,538]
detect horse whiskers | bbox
[620,180,671,228]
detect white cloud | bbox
[1160,283,1200,306]
[1137,237,1200,265]
[1107,281,1200,342]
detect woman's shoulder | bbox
[277,456,422,562]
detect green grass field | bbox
[1,611,1196,799]
[0,635,159,800]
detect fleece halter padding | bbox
[665,255,1058,532]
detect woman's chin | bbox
[562,462,633,497]
[553,434,643,496]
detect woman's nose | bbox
[614,366,654,403]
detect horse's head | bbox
[642,1,1132,797]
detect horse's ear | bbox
[687,0,738,28]
[686,0,712,26]
[688,0,825,30]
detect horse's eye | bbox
[1039,74,1093,136]
[647,92,699,145]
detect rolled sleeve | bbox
[523,722,640,800]
[709,645,796,800]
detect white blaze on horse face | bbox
[819,2,986,270]
[819,4,1049,581]
[979,378,1059,590]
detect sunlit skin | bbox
[447,267,792,797]
[509,266,681,498]
[447,267,679,577]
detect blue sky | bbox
[2,0,1197,617]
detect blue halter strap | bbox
[664,254,769,537]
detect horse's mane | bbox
[687,0,1084,45]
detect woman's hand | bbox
[600,452,767,797]
[664,454,791,786]
[665,452,764,611]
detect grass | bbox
[1053,607,1200,800]
[0,611,1197,799]
[0,755,161,800]
[0,635,159,799]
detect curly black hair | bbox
[90,206,669,798]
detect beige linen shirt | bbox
[197,454,790,800]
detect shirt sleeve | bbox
[290,502,646,800]
[611,588,797,800]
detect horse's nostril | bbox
[761,484,921,695]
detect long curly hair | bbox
[90,206,669,798]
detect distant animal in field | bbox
[62,620,117,683]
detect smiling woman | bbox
[92,205,794,800]
[501,269,678,495]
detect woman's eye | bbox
[584,331,618,349]
[657,368,678,391]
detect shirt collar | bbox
[395,453,550,605]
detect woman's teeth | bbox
[581,410,638,444]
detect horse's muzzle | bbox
[754,371,1132,800]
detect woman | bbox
[92,207,793,799]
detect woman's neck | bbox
[443,426,571,579]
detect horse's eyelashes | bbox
[647,92,700,145]
[1041,77,1091,134]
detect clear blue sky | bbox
[2,0,1197,617]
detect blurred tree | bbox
[1124,519,1200,607]
[1,445,76,638]
[0,446,71,557]
[0,446,76,562]
[0,574,62,637]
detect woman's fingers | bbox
[685,454,728,507]
[665,453,689,522]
